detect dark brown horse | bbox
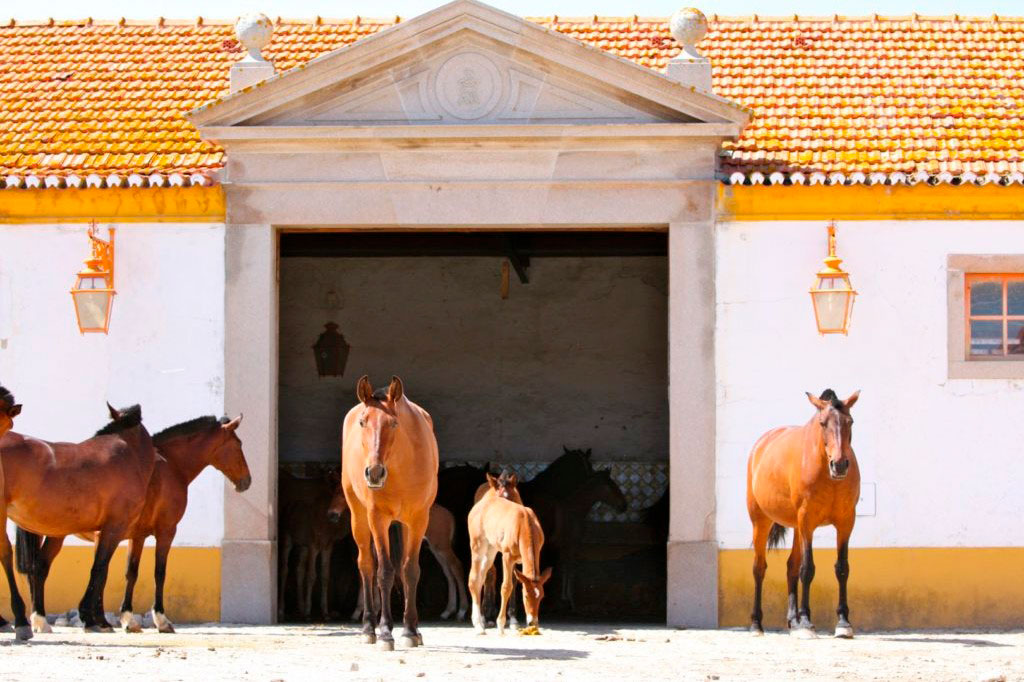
[0,384,28,640]
[747,389,861,638]
[342,376,438,650]
[2,403,156,632]
[18,414,249,633]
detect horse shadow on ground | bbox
[879,636,1011,648]
[429,644,588,662]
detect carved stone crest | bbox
[434,51,502,120]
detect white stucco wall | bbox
[0,223,226,546]
[715,220,1024,550]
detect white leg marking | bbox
[120,611,142,633]
[471,602,485,634]
[30,612,52,634]
[152,610,175,634]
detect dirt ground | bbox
[0,622,1020,681]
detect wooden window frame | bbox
[948,255,1024,379]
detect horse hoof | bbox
[791,627,816,639]
[15,626,33,641]
[84,625,106,634]
[31,613,52,634]
[377,638,395,651]
[440,610,453,621]
[750,627,764,637]
[457,610,468,621]
[400,636,419,648]
[362,633,377,644]
[0,623,13,634]
[834,625,854,639]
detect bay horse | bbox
[747,389,861,638]
[342,375,438,650]
[1,402,156,632]
[0,384,29,640]
[17,414,249,633]
[468,472,550,635]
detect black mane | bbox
[0,384,13,407]
[153,415,229,445]
[819,388,845,411]
[95,404,143,436]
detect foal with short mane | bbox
[747,389,861,638]
[468,472,551,635]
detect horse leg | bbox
[467,543,497,635]
[301,546,317,621]
[834,520,855,638]
[28,535,64,634]
[79,528,122,632]
[278,534,291,621]
[749,516,771,635]
[483,565,498,627]
[785,528,804,629]
[350,507,378,644]
[118,535,145,633]
[319,542,332,620]
[398,516,428,648]
[432,542,468,621]
[0,512,31,639]
[368,515,396,650]
[793,516,816,637]
[496,553,516,635]
[151,530,176,633]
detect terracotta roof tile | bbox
[1,15,1024,187]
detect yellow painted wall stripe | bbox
[0,546,219,623]
[0,187,225,223]
[720,547,1024,630]
[719,184,1024,221]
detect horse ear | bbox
[387,375,404,403]
[107,402,120,419]
[539,566,553,584]
[585,448,592,457]
[356,376,373,404]
[563,445,570,454]
[223,415,242,432]
[844,390,861,410]
[486,472,499,490]
[507,472,518,488]
[512,568,527,584]
[9,404,21,417]
[805,392,827,410]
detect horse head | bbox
[0,384,21,436]
[326,469,348,523]
[513,566,552,628]
[592,469,628,514]
[806,389,860,481]
[354,375,405,489]
[214,415,251,492]
[485,469,521,503]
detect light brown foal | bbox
[0,384,28,639]
[468,473,550,635]
[747,389,861,638]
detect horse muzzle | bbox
[829,459,850,480]
[364,464,387,489]
[327,510,344,524]
[234,475,252,493]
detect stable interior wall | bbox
[279,252,668,466]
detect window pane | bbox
[1008,280,1024,316]
[970,320,1004,356]
[1009,320,1024,356]
[969,280,1003,316]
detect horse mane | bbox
[94,404,143,436]
[819,388,845,412]
[0,384,13,406]
[153,415,228,445]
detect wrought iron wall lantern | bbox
[313,322,351,377]
[70,222,116,334]
[809,221,856,335]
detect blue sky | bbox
[14,0,1024,20]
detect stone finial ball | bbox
[234,13,274,60]
[669,7,709,49]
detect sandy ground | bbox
[0,622,1020,681]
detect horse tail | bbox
[767,523,788,551]
[15,526,41,575]
[519,511,542,579]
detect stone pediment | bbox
[189,1,748,131]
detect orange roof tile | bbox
[1,14,1024,187]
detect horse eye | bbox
[391,420,399,428]
[358,418,366,427]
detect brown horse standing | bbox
[747,389,861,638]
[342,375,438,650]
[18,414,249,633]
[0,384,29,640]
[468,473,551,635]
[2,403,156,632]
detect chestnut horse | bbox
[1,403,156,632]
[468,472,551,635]
[342,375,438,650]
[747,389,861,638]
[17,414,249,634]
[0,384,29,640]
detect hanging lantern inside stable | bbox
[70,223,116,334]
[313,322,351,377]
[809,222,856,335]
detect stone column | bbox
[666,220,718,628]
[222,223,279,624]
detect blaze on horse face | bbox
[806,389,860,480]
[513,566,552,628]
[355,375,404,489]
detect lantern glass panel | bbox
[76,275,107,291]
[73,290,111,331]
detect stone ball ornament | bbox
[670,7,709,59]
[235,13,274,62]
